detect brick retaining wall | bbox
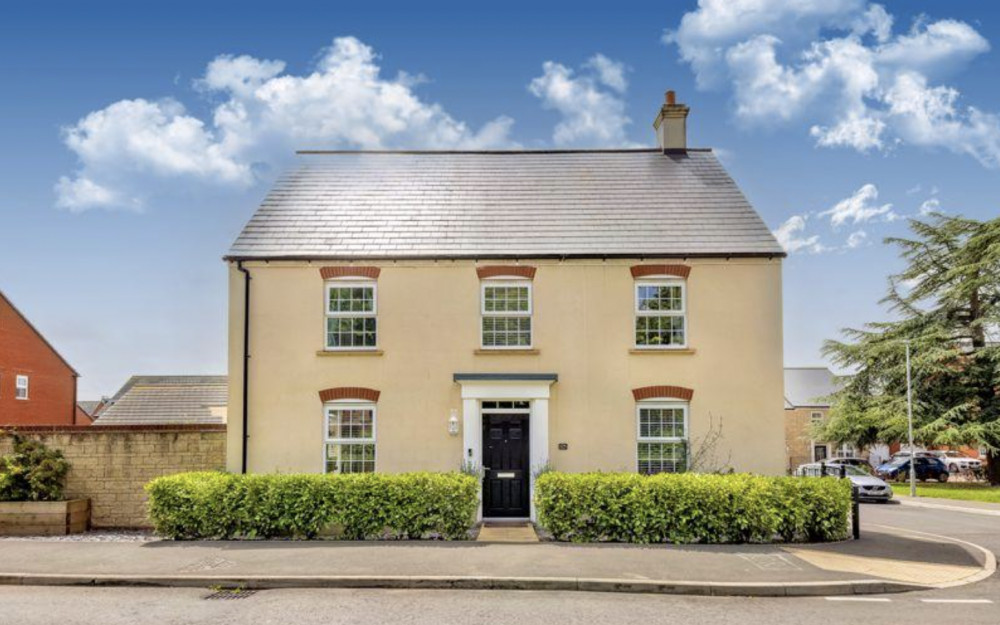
[0,425,226,528]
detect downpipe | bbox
[237,261,251,474]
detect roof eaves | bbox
[293,148,713,156]
[223,251,788,262]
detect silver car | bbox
[925,450,982,474]
[794,462,894,502]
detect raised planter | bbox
[0,499,90,536]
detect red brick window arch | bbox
[318,387,381,403]
[631,385,694,402]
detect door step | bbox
[477,522,539,543]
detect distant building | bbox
[76,398,109,422]
[93,376,227,426]
[0,290,84,425]
[783,367,855,472]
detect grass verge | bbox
[890,482,1000,504]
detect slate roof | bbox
[76,400,103,417]
[93,376,227,426]
[227,149,784,260]
[784,367,842,408]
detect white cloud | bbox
[919,197,941,215]
[877,19,989,74]
[57,37,517,211]
[666,1,1000,168]
[810,112,886,151]
[884,72,1000,168]
[528,55,635,147]
[584,54,628,92]
[820,183,897,227]
[846,230,868,248]
[772,214,827,254]
[54,176,137,213]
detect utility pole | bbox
[905,340,916,498]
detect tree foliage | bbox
[819,213,1000,481]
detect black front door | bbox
[482,413,530,517]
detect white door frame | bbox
[455,375,556,521]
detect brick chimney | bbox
[653,90,689,153]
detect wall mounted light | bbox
[448,409,460,436]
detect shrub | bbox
[535,472,850,544]
[145,471,479,540]
[0,432,71,502]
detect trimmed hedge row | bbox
[145,472,479,540]
[535,472,851,543]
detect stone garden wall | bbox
[0,425,226,528]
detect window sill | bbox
[474,348,540,355]
[629,348,696,355]
[316,349,384,357]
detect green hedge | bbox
[535,472,851,543]
[145,472,479,540]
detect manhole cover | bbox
[204,589,257,600]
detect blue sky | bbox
[2,1,999,398]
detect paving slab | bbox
[0,525,989,596]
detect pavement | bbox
[0,518,992,597]
[2,503,1000,625]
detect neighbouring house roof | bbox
[77,400,100,415]
[0,290,79,376]
[784,367,842,409]
[76,400,106,417]
[93,375,228,426]
[226,149,784,260]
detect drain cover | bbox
[204,589,257,600]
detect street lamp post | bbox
[905,340,916,498]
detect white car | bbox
[794,462,894,502]
[925,450,982,473]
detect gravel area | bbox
[0,530,156,543]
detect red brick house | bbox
[0,290,86,425]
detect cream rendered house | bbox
[225,92,786,519]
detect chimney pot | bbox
[653,89,689,153]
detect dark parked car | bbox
[876,456,950,482]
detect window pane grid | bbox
[14,375,28,400]
[325,283,376,349]
[637,285,683,312]
[639,407,685,439]
[327,287,375,313]
[325,406,375,475]
[638,442,687,475]
[482,317,532,347]
[326,317,377,348]
[482,282,532,348]
[635,315,685,346]
[634,282,686,348]
[638,405,687,475]
[325,443,375,474]
[483,286,530,313]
